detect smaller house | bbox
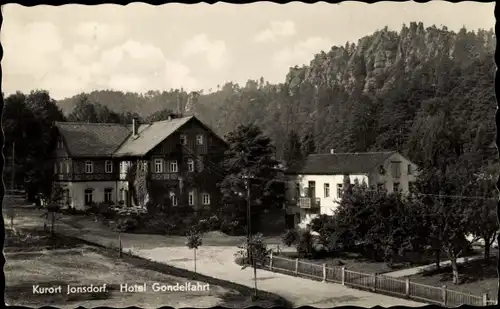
[284,151,418,228]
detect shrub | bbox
[115,217,139,232]
[282,229,300,247]
[220,219,243,236]
[207,215,220,231]
[235,233,271,266]
[296,229,314,259]
[194,219,209,234]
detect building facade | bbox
[284,151,418,228]
[51,115,227,210]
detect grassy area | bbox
[3,199,291,308]
[276,250,414,274]
[4,227,290,308]
[275,246,483,275]
[406,254,499,300]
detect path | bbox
[8,208,424,307]
[383,256,483,278]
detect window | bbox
[57,138,64,149]
[59,162,64,174]
[337,184,343,197]
[187,158,195,172]
[377,183,385,191]
[65,162,70,174]
[196,156,204,172]
[407,164,413,175]
[295,183,300,198]
[170,192,178,206]
[104,188,113,203]
[85,161,93,174]
[170,160,178,173]
[54,163,58,174]
[180,134,187,145]
[84,189,93,206]
[105,160,113,173]
[393,182,400,192]
[202,193,210,205]
[196,134,204,145]
[154,159,163,173]
[120,162,128,174]
[324,183,330,198]
[188,191,195,206]
[391,161,401,178]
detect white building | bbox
[284,151,418,228]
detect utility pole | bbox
[9,141,16,229]
[246,177,251,262]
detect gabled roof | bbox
[113,116,193,157]
[55,122,132,157]
[55,116,226,158]
[286,151,397,175]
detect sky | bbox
[1,2,495,100]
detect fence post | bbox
[341,266,345,285]
[295,258,299,274]
[372,273,377,292]
[322,264,327,282]
[405,278,410,297]
[269,252,273,270]
[441,285,447,306]
[482,293,488,306]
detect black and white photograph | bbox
[1,1,497,308]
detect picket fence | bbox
[263,253,498,307]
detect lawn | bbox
[274,250,402,274]
[274,246,483,276]
[4,228,288,308]
[3,200,291,308]
[405,253,499,301]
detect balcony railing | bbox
[297,197,320,209]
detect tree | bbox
[219,124,285,223]
[67,94,98,123]
[464,164,498,261]
[283,130,302,165]
[186,230,203,273]
[301,130,316,157]
[235,233,271,298]
[416,164,477,284]
[2,90,65,200]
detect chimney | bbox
[132,118,139,136]
[330,149,335,154]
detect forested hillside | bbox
[57,22,496,161]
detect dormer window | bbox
[196,135,204,145]
[85,161,94,174]
[57,138,64,149]
[180,134,187,145]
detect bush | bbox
[115,217,139,232]
[282,229,300,247]
[207,215,220,231]
[235,233,271,266]
[296,229,314,259]
[220,219,243,236]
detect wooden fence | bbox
[265,253,497,307]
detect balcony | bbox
[297,197,320,209]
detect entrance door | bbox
[308,181,316,198]
[285,214,295,229]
